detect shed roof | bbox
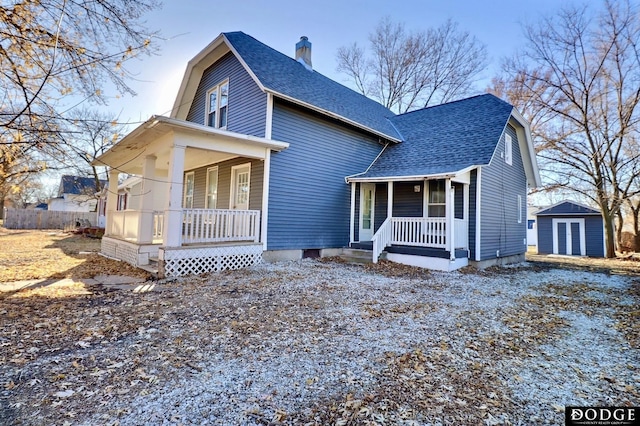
[535,200,601,216]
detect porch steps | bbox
[340,248,375,264]
[139,256,160,278]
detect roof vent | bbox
[295,36,312,71]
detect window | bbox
[517,195,522,223]
[206,80,229,129]
[183,172,194,208]
[231,163,251,210]
[205,167,218,209]
[428,180,446,217]
[505,134,513,165]
[117,193,127,211]
[528,219,536,230]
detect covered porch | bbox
[347,171,472,271]
[93,116,288,277]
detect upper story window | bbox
[206,80,229,129]
[505,134,513,165]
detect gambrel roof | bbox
[171,32,540,187]
[173,31,401,142]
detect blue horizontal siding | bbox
[186,52,266,137]
[268,102,384,250]
[537,216,553,254]
[585,216,604,256]
[392,181,423,217]
[479,124,527,260]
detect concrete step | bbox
[342,248,373,257]
[138,261,159,279]
[339,248,374,264]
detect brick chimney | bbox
[295,36,312,70]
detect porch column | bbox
[387,181,394,219]
[446,179,455,260]
[137,155,156,244]
[261,148,271,250]
[163,144,186,247]
[105,169,119,236]
[349,182,356,243]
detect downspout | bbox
[344,142,390,183]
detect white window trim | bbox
[205,79,229,129]
[205,166,219,209]
[183,171,195,208]
[230,163,251,210]
[517,194,522,223]
[505,134,513,165]
[552,218,586,256]
[427,180,446,218]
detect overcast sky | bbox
[102,0,566,126]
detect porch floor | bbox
[349,242,469,259]
[385,245,469,259]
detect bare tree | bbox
[0,144,47,216]
[55,109,125,193]
[337,17,488,113]
[492,0,640,258]
[0,0,161,150]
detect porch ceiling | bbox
[92,116,289,175]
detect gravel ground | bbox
[1,259,638,425]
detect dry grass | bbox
[526,252,640,275]
[0,228,150,282]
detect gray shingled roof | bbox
[58,175,107,196]
[536,201,601,216]
[223,32,401,141]
[352,94,514,179]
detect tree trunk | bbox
[602,209,617,258]
[616,210,624,252]
[633,205,640,253]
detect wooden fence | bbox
[2,208,97,230]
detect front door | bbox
[359,183,375,241]
[230,164,251,210]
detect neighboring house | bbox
[29,202,48,210]
[93,32,540,277]
[535,201,605,257]
[527,205,540,247]
[48,175,107,218]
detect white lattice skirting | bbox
[160,244,263,277]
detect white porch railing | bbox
[372,218,392,263]
[454,218,468,249]
[182,208,260,244]
[392,217,447,248]
[111,210,140,240]
[370,217,448,262]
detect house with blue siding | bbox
[93,32,541,277]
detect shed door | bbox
[552,218,586,256]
